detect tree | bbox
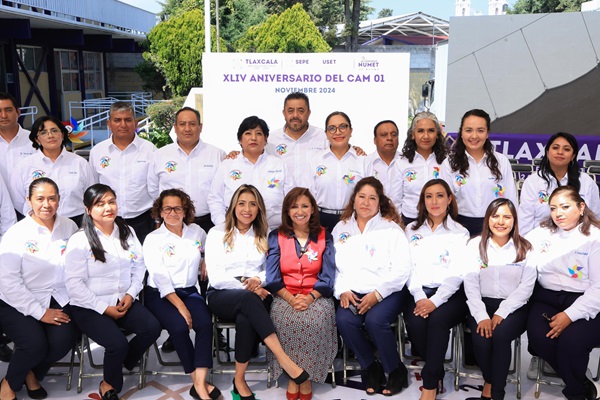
[236,3,331,52]
[220,0,270,49]
[145,9,221,96]
[343,0,361,52]
[508,0,585,13]
[378,8,393,18]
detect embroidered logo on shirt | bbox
[568,264,583,279]
[439,250,450,265]
[164,244,176,257]
[410,234,423,245]
[405,170,417,182]
[366,244,376,257]
[477,258,488,269]
[25,240,39,253]
[32,170,46,180]
[165,161,177,173]
[60,241,67,256]
[455,174,467,186]
[540,240,551,253]
[373,169,380,178]
[338,232,350,244]
[316,165,327,176]
[343,174,356,184]
[433,166,440,179]
[100,156,111,169]
[224,241,233,253]
[276,144,287,155]
[230,170,242,181]
[267,178,280,188]
[129,251,138,262]
[195,240,204,252]
[494,184,505,198]
[305,246,318,262]
[538,190,549,204]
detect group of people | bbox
[0,89,598,400]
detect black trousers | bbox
[207,289,274,363]
[318,211,341,233]
[0,298,76,392]
[124,209,155,244]
[468,297,528,400]
[456,215,484,238]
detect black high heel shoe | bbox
[383,363,409,396]
[232,378,256,400]
[364,360,386,395]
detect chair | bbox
[455,324,522,398]
[508,158,519,165]
[74,149,90,161]
[534,358,564,398]
[588,166,600,175]
[141,336,187,387]
[583,160,600,169]
[46,339,80,391]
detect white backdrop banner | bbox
[199,52,410,154]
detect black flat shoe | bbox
[161,337,175,353]
[99,382,119,400]
[232,378,255,400]
[290,370,309,385]
[26,384,47,400]
[365,360,386,395]
[383,364,408,396]
[190,384,222,400]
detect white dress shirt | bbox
[89,135,157,219]
[405,218,469,307]
[309,147,366,210]
[208,151,292,230]
[365,151,400,196]
[10,148,96,217]
[0,215,77,320]
[332,213,411,299]
[0,174,15,237]
[143,223,207,298]
[266,124,328,189]
[389,153,444,219]
[65,225,145,315]
[205,224,267,290]
[526,225,600,322]
[440,151,517,218]
[463,237,536,324]
[147,140,225,217]
[518,172,600,235]
[0,125,34,185]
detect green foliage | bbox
[139,97,185,148]
[220,0,269,49]
[236,3,331,52]
[134,60,170,99]
[145,9,222,96]
[508,0,585,13]
[378,8,393,18]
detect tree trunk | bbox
[343,0,361,52]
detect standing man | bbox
[89,101,156,243]
[365,120,401,195]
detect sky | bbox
[119,0,517,21]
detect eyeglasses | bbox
[38,129,61,137]
[161,206,184,214]
[326,124,350,134]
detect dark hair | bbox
[82,184,131,263]
[109,101,135,118]
[223,184,268,253]
[540,186,600,235]
[412,179,457,230]
[373,120,398,137]
[478,198,531,265]
[325,111,352,129]
[537,132,581,192]
[150,188,195,226]
[28,177,60,199]
[0,92,19,110]
[175,107,201,124]
[449,109,502,180]
[29,116,70,150]
[279,187,321,237]
[401,111,447,164]
[340,176,401,226]
[236,116,270,142]
[283,92,310,110]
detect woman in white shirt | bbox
[143,188,220,400]
[205,184,309,400]
[404,178,470,400]
[440,109,517,237]
[333,176,411,396]
[526,186,600,400]
[464,198,535,400]
[390,111,447,226]
[0,178,77,400]
[519,132,600,235]
[65,184,161,400]
[310,111,366,231]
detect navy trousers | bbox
[71,300,161,392]
[336,290,404,374]
[0,298,76,392]
[144,286,213,373]
[468,297,528,400]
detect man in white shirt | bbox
[89,102,156,243]
[366,120,401,195]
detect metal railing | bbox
[19,105,38,124]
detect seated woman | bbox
[0,178,78,400]
[464,198,535,400]
[526,186,600,400]
[65,184,161,400]
[143,188,220,400]
[333,176,411,396]
[265,187,337,400]
[404,178,470,400]
[205,184,309,400]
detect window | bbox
[57,49,79,92]
[16,46,45,72]
[83,52,103,91]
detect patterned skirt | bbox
[267,296,338,383]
